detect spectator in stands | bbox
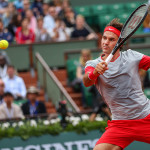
[7,13,22,37]
[50,17,70,42]
[43,6,57,33]
[0,0,8,18]
[50,0,62,15]
[2,3,17,28]
[63,7,76,28]
[0,79,5,105]
[42,0,50,16]
[31,0,43,17]
[71,15,96,40]
[71,49,92,108]
[58,0,71,20]
[0,92,24,120]
[0,51,11,64]
[15,18,35,44]
[14,0,23,12]
[35,16,51,42]
[0,19,14,43]
[143,13,150,33]
[21,86,47,116]
[3,65,26,100]
[25,9,37,33]
[21,0,31,18]
[0,53,10,78]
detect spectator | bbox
[63,7,76,28]
[25,9,37,33]
[21,86,47,116]
[71,49,92,108]
[0,92,24,120]
[15,18,35,44]
[0,0,8,8]
[31,0,43,17]
[3,65,26,100]
[58,0,71,20]
[2,3,17,28]
[0,19,14,43]
[42,0,50,16]
[0,53,10,78]
[7,13,22,37]
[143,13,150,33]
[21,0,31,18]
[43,6,57,33]
[50,0,62,15]
[0,79,5,104]
[35,16,51,42]
[0,0,8,18]
[14,0,23,12]
[50,17,70,42]
[71,15,96,40]
[0,51,11,64]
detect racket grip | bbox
[105,54,113,64]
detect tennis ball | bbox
[0,40,9,49]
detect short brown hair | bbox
[106,18,123,32]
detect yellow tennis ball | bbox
[0,40,9,49]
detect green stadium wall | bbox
[0,130,150,150]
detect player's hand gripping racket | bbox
[105,3,149,64]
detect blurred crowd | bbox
[0,0,96,44]
[0,51,47,120]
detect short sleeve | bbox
[126,49,144,62]
[85,58,100,69]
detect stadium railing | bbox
[35,52,80,113]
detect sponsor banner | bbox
[0,130,150,150]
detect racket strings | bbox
[121,5,148,38]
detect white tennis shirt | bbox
[85,49,150,120]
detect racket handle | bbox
[105,54,113,64]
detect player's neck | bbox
[102,50,120,62]
[111,51,120,62]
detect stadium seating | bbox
[74,6,91,17]
[98,14,116,31]
[66,59,78,83]
[91,4,109,15]
[124,2,143,13]
[117,12,130,23]
[74,1,146,34]
[109,3,126,15]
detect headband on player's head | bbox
[104,26,121,37]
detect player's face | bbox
[101,31,119,55]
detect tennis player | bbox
[83,18,150,150]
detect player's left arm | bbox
[139,55,150,70]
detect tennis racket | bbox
[105,3,149,64]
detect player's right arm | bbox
[83,61,108,87]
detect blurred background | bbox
[0,0,150,150]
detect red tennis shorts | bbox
[96,114,150,149]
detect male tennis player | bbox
[83,18,150,150]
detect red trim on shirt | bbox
[139,55,150,71]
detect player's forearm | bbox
[83,73,96,87]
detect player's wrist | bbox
[88,71,99,80]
